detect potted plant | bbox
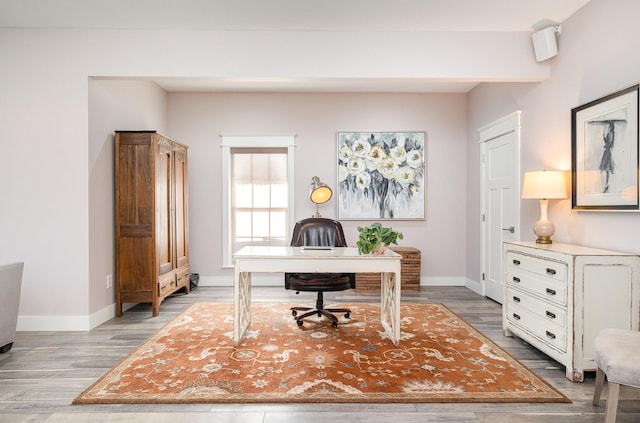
[356,223,403,255]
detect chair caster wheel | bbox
[297,319,304,327]
[292,310,297,317]
[344,312,350,319]
[332,321,338,328]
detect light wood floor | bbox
[1,286,639,423]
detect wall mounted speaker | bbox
[532,25,560,62]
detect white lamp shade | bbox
[522,171,567,199]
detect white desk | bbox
[233,246,402,345]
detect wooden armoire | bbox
[115,131,190,316]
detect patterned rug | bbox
[73,302,569,404]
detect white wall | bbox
[166,92,468,284]
[466,0,640,284]
[0,6,604,330]
[0,30,91,326]
[88,79,167,319]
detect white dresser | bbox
[502,242,640,382]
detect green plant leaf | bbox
[356,223,403,255]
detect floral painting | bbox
[337,131,425,220]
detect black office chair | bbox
[285,217,355,327]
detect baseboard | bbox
[17,314,92,332]
[15,276,479,331]
[423,276,466,286]
[464,278,483,295]
[17,302,132,332]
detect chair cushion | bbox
[594,328,640,388]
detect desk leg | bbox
[380,270,401,345]
[234,269,251,345]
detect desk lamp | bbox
[310,176,332,217]
[522,170,567,244]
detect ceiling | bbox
[0,0,592,93]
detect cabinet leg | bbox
[567,367,584,382]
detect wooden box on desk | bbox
[356,247,421,292]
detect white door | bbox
[480,112,521,304]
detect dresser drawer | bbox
[505,251,566,282]
[176,268,190,290]
[506,286,567,328]
[505,269,567,306]
[158,274,176,296]
[506,301,567,352]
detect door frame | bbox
[479,111,522,299]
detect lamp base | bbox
[535,236,553,244]
[533,218,555,245]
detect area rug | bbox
[73,302,569,404]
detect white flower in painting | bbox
[365,144,386,170]
[339,145,353,162]
[338,164,349,182]
[379,157,397,179]
[406,150,422,169]
[347,157,366,175]
[390,145,407,164]
[351,138,371,157]
[395,166,416,186]
[355,171,371,191]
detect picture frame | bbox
[571,84,639,211]
[337,131,426,220]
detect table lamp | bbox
[521,170,567,244]
[310,176,332,217]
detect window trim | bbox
[221,134,296,268]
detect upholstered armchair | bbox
[285,218,355,327]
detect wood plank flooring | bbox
[1,286,639,422]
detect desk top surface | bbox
[233,246,401,260]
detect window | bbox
[221,135,295,267]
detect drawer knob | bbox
[546,330,556,340]
[512,276,520,283]
[546,268,556,276]
[513,259,521,265]
[512,313,521,320]
[512,296,521,303]
[546,288,557,296]
[546,310,556,319]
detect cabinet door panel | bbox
[174,144,189,268]
[117,144,153,225]
[581,262,636,364]
[156,138,174,275]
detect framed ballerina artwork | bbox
[571,84,639,211]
